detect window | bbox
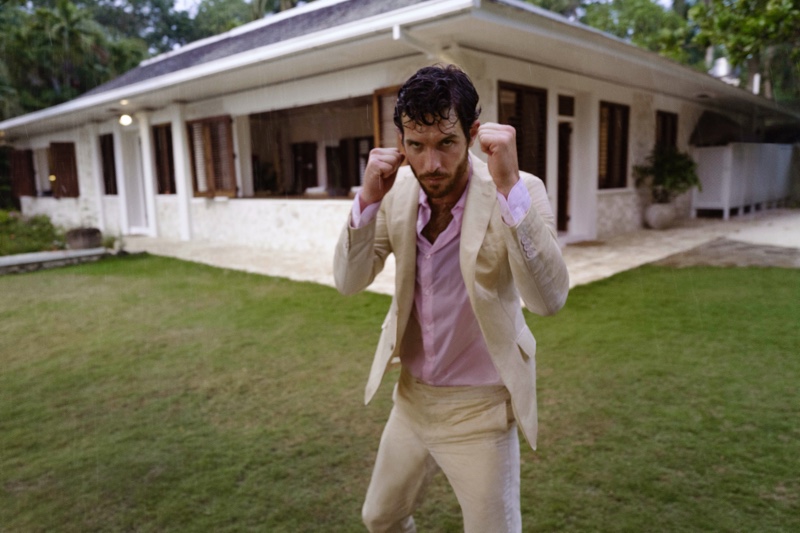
[153,124,176,194]
[10,149,36,200]
[598,102,629,189]
[558,95,575,117]
[99,134,117,195]
[498,82,547,179]
[656,111,678,149]
[187,116,237,197]
[48,142,80,198]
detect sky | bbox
[173,0,201,16]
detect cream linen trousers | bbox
[362,370,522,533]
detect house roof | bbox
[2,0,798,142]
[83,0,427,97]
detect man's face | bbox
[400,110,478,204]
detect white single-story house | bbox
[2,0,799,251]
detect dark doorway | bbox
[292,142,318,194]
[557,122,572,232]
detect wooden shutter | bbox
[153,124,176,194]
[498,82,547,179]
[10,149,36,199]
[598,102,629,189]
[187,116,237,197]
[48,142,80,198]
[656,111,678,149]
[99,134,117,195]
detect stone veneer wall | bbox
[188,198,352,254]
[21,197,83,229]
[596,189,642,240]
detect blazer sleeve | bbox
[333,199,393,296]
[502,173,569,316]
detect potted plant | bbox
[634,147,701,229]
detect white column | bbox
[546,90,559,212]
[112,120,130,234]
[234,115,253,197]
[169,103,193,241]
[86,123,107,232]
[136,112,159,237]
[316,143,328,192]
[572,92,599,241]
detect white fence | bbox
[692,143,795,219]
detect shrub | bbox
[0,210,65,256]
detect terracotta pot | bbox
[644,203,676,230]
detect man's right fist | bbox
[360,148,405,207]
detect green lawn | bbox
[1,255,798,532]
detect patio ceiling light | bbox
[119,114,133,126]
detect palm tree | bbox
[34,0,107,99]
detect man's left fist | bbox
[477,122,520,197]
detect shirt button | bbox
[425,254,431,259]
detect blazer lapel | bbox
[460,155,496,294]
[392,173,421,331]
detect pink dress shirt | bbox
[351,165,531,387]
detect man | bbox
[333,64,569,532]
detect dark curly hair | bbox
[393,64,481,141]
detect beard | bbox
[410,148,470,201]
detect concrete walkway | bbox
[123,208,800,295]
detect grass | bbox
[1,255,798,532]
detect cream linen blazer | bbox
[333,153,569,449]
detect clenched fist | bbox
[477,123,520,197]
[360,147,405,207]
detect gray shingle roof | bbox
[85,0,429,97]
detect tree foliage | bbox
[581,0,701,64]
[0,0,313,119]
[193,0,252,39]
[0,0,148,117]
[527,0,799,107]
[690,0,800,104]
[524,0,707,68]
[691,0,800,66]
